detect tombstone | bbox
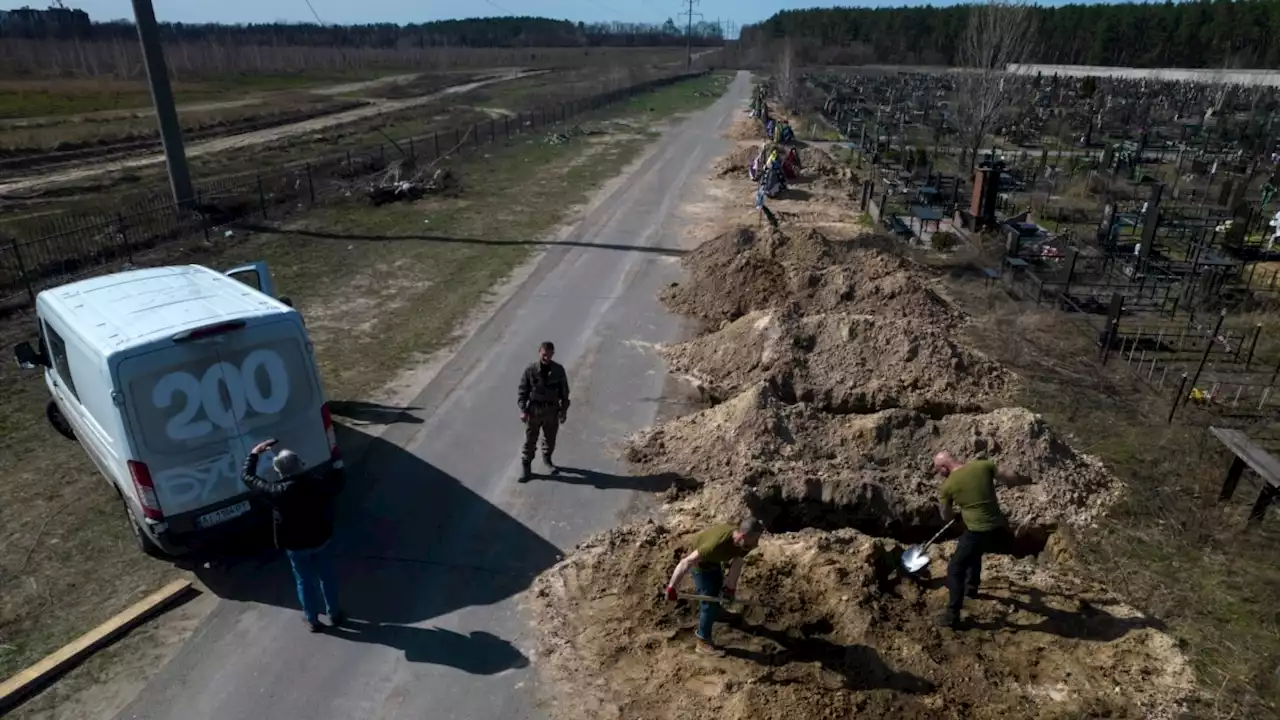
[970,167,1000,230]
[1219,178,1235,207]
[1101,144,1115,169]
[1099,201,1117,247]
[1139,183,1163,267]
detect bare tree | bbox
[776,38,798,111]
[954,0,1036,175]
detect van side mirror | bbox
[14,341,48,370]
[279,296,294,308]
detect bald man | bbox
[932,451,1031,629]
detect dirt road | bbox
[0,70,542,198]
[111,72,750,720]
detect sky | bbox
[0,1,935,33]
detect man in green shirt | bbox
[933,451,1032,629]
[664,517,764,652]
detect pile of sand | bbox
[796,146,845,177]
[726,115,766,141]
[528,123,1187,720]
[714,143,764,177]
[626,384,1121,538]
[662,309,1013,412]
[529,520,1195,720]
[661,226,961,326]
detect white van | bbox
[12,262,342,557]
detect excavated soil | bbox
[529,521,1195,720]
[714,143,764,177]
[625,383,1122,543]
[662,309,1014,413]
[661,226,962,327]
[726,114,768,141]
[528,115,1184,720]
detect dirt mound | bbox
[796,146,844,177]
[714,143,763,177]
[662,226,962,326]
[626,385,1121,540]
[726,115,765,141]
[663,310,1013,413]
[529,520,1195,720]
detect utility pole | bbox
[131,0,193,208]
[684,0,702,69]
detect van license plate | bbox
[197,501,251,529]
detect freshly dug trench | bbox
[661,225,961,326]
[662,309,1014,414]
[625,383,1123,543]
[528,520,1195,720]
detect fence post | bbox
[454,127,460,149]
[115,211,133,263]
[257,175,267,219]
[8,236,35,307]
[505,116,510,138]
[1246,323,1262,370]
[346,150,353,176]
[1186,309,1225,402]
[490,118,496,144]
[306,163,315,205]
[409,136,416,160]
[473,124,480,147]
[1169,373,1188,423]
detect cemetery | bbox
[803,67,1280,435]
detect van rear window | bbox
[127,337,317,456]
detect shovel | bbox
[900,518,957,574]
[675,592,765,607]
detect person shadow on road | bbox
[328,620,530,674]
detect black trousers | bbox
[947,527,1012,612]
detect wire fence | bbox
[0,69,709,317]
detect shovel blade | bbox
[901,546,930,573]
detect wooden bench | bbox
[981,267,1000,288]
[1210,426,1280,524]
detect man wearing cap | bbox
[243,439,345,632]
[664,517,764,653]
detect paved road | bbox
[116,71,750,720]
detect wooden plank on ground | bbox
[0,579,193,714]
[1211,427,1280,488]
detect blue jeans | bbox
[692,565,723,642]
[286,541,341,622]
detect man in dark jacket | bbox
[517,341,571,481]
[242,439,344,632]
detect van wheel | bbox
[46,400,75,441]
[120,493,167,559]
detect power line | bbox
[302,0,324,24]
[481,0,513,14]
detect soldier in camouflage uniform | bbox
[517,341,571,481]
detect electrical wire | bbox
[482,0,513,14]
[302,0,325,24]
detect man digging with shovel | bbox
[930,451,1032,629]
[664,518,764,654]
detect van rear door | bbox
[117,316,328,531]
[224,262,276,298]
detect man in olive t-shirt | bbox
[664,517,764,651]
[933,451,1032,628]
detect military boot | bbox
[519,458,532,483]
[542,452,557,474]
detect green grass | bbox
[0,71,730,707]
